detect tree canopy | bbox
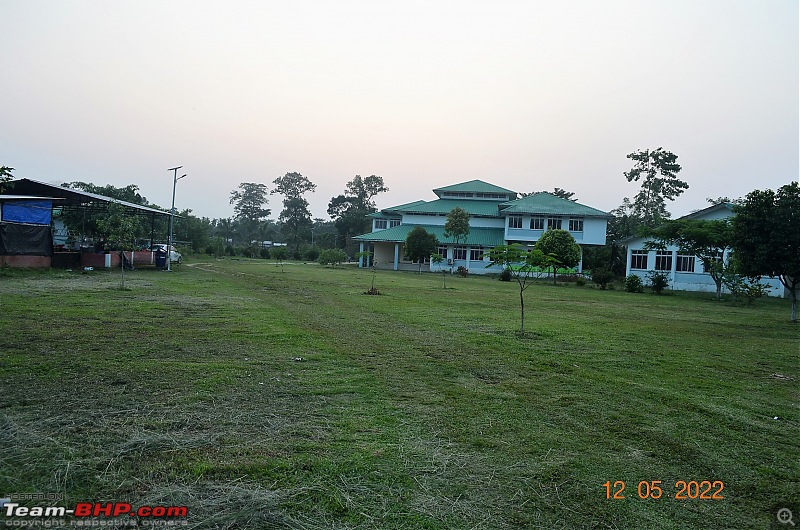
[444,207,470,247]
[404,226,438,272]
[273,173,316,257]
[623,147,688,228]
[1,166,15,192]
[230,183,270,222]
[646,218,732,299]
[534,229,580,283]
[731,182,800,322]
[327,175,388,253]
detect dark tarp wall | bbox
[1,200,53,225]
[0,223,53,256]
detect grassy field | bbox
[0,259,797,529]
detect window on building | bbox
[470,247,484,261]
[509,216,523,229]
[676,254,695,272]
[568,218,584,232]
[437,246,448,259]
[655,251,672,271]
[547,218,563,230]
[630,250,648,270]
[453,246,468,260]
[374,219,387,230]
[530,217,544,230]
[389,218,401,228]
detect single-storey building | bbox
[623,203,785,297]
[354,180,611,274]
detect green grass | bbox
[0,260,797,529]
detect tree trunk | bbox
[519,288,525,334]
[553,266,557,285]
[790,289,797,323]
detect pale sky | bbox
[1,0,797,221]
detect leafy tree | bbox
[404,226,438,273]
[272,246,288,272]
[645,219,732,299]
[173,209,213,251]
[591,268,614,290]
[731,182,800,322]
[1,166,15,192]
[271,167,315,256]
[318,248,347,267]
[278,196,314,257]
[534,229,581,284]
[486,244,547,334]
[444,207,470,270]
[328,175,389,252]
[229,183,270,243]
[706,196,740,206]
[623,147,688,228]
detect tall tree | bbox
[328,174,389,252]
[229,183,270,245]
[646,219,732,299]
[534,229,581,284]
[444,207,470,249]
[731,182,800,322]
[623,147,688,228]
[1,166,15,192]
[272,172,316,256]
[404,226,438,273]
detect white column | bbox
[393,243,399,271]
[359,242,364,268]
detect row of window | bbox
[374,218,401,230]
[508,216,583,232]
[630,250,696,272]
[437,245,484,261]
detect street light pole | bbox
[166,166,185,272]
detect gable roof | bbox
[386,198,502,217]
[432,180,517,198]
[681,202,734,220]
[354,224,505,247]
[500,192,612,218]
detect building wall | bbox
[504,216,607,245]
[399,214,504,229]
[625,245,785,298]
[0,255,51,268]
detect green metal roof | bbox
[353,224,505,247]
[500,192,612,218]
[369,200,428,217]
[383,198,502,217]
[433,179,517,197]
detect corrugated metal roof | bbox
[354,224,505,247]
[433,180,516,195]
[500,192,612,218]
[385,198,502,217]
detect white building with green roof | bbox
[353,180,612,274]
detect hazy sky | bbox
[1,0,797,221]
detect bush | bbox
[576,278,586,287]
[499,268,512,282]
[303,246,320,262]
[591,268,614,290]
[319,248,347,267]
[226,245,235,256]
[205,245,215,255]
[625,274,644,293]
[457,265,469,278]
[259,248,271,260]
[647,271,670,295]
[724,274,772,304]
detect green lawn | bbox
[0,260,797,529]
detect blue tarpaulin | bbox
[2,200,52,225]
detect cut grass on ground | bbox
[0,260,797,529]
